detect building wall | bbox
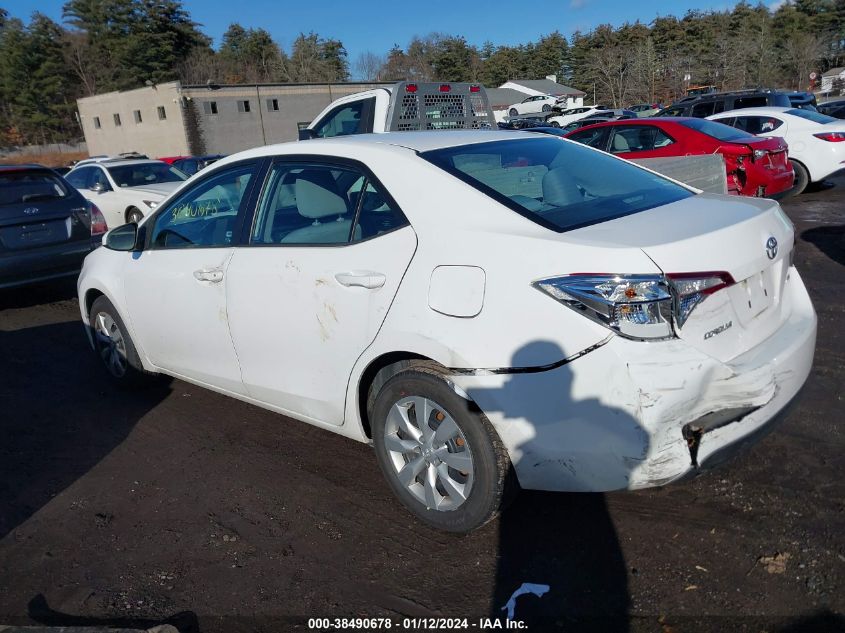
[183,83,389,154]
[77,82,190,157]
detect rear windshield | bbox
[0,169,69,206]
[677,118,751,142]
[420,137,692,233]
[785,108,837,124]
[106,163,187,188]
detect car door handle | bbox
[193,268,224,283]
[334,271,386,289]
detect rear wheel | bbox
[371,365,515,533]
[549,120,561,128]
[508,108,518,117]
[90,296,155,387]
[126,207,143,224]
[786,160,810,197]
[542,104,551,112]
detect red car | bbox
[564,117,794,197]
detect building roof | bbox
[822,67,845,77]
[504,79,586,97]
[484,88,535,108]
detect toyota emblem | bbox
[766,236,778,260]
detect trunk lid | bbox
[566,193,795,362]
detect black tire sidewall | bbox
[788,160,809,196]
[371,370,507,533]
[542,104,551,112]
[126,207,143,224]
[89,295,147,385]
[509,108,517,117]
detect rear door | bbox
[225,157,416,425]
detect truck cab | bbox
[299,82,495,140]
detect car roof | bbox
[71,159,166,170]
[709,106,794,117]
[0,163,50,171]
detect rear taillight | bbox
[533,274,674,340]
[405,83,418,93]
[752,148,767,161]
[439,84,451,93]
[89,202,108,236]
[534,272,736,338]
[470,85,481,93]
[666,272,735,327]
[813,132,845,142]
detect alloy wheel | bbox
[93,311,128,377]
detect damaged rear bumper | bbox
[450,270,816,493]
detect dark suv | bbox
[0,164,106,289]
[657,90,792,118]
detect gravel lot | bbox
[1,180,843,632]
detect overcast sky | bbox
[7,0,785,68]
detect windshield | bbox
[677,118,752,142]
[420,138,692,233]
[0,170,69,206]
[107,163,187,188]
[785,108,837,124]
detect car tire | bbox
[786,160,810,197]
[542,104,551,112]
[89,296,157,387]
[508,108,518,117]
[549,120,561,128]
[126,207,144,224]
[371,363,515,533]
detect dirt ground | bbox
[1,178,843,633]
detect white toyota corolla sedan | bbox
[77,131,816,533]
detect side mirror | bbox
[91,182,107,193]
[298,128,317,141]
[103,223,138,251]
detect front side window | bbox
[106,163,187,188]
[252,162,406,245]
[421,137,692,233]
[65,167,92,189]
[90,167,111,191]
[608,126,675,153]
[313,100,369,138]
[151,163,257,249]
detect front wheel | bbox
[371,365,515,533]
[90,296,156,387]
[549,120,561,128]
[508,108,518,117]
[542,104,552,112]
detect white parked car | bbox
[507,94,559,117]
[707,106,845,194]
[77,131,816,533]
[547,105,610,127]
[65,159,187,227]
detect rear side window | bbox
[313,98,374,138]
[251,162,407,245]
[785,108,837,124]
[691,101,716,117]
[658,105,686,117]
[421,138,692,233]
[734,96,768,109]
[0,170,69,205]
[733,116,783,134]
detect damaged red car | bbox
[564,117,794,198]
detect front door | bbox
[123,161,262,394]
[226,159,416,425]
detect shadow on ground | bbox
[0,319,170,539]
[801,225,845,265]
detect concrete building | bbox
[77,80,390,157]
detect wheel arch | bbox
[356,351,450,440]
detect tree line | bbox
[2,0,844,147]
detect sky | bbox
[6,0,784,72]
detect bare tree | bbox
[586,44,632,108]
[355,51,384,81]
[783,32,825,91]
[63,31,97,96]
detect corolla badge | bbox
[23,207,39,215]
[766,236,778,260]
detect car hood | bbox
[123,181,183,198]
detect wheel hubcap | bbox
[384,396,474,512]
[93,311,128,377]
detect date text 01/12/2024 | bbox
[307,617,528,630]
